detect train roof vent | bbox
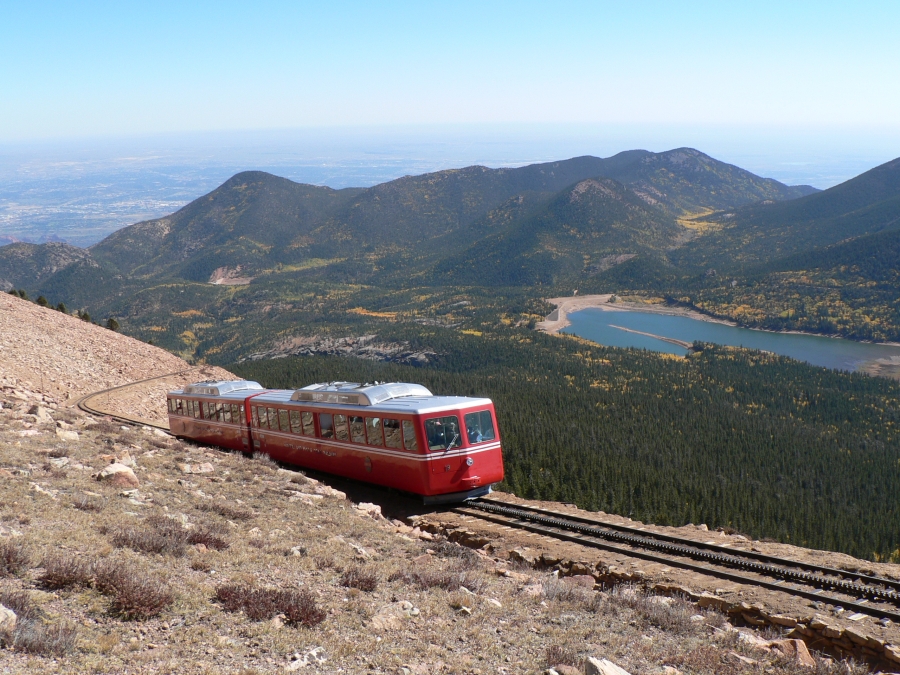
[181,380,264,396]
[290,381,432,406]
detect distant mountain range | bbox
[5,147,900,350]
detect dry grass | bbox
[1,619,78,656]
[196,501,253,521]
[72,494,106,512]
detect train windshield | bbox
[464,410,496,444]
[424,416,461,451]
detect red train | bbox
[166,380,504,503]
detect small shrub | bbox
[546,644,578,668]
[190,558,212,572]
[39,555,93,589]
[94,560,173,620]
[388,568,483,593]
[340,565,379,592]
[197,502,253,521]
[187,523,230,551]
[542,577,592,604]
[0,540,32,577]
[2,620,77,656]
[0,589,40,621]
[47,447,68,459]
[215,584,325,627]
[607,586,697,635]
[109,514,191,556]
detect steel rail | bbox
[456,500,900,623]
[74,370,191,433]
[475,498,900,595]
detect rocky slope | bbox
[0,296,894,674]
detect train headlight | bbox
[466,457,474,466]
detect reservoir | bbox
[561,308,900,373]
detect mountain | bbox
[0,242,92,291]
[0,149,820,343]
[433,177,683,286]
[674,156,900,267]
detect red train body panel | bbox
[166,380,504,502]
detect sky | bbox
[2,1,899,140]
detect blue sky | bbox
[2,1,899,142]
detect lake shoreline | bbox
[536,294,900,379]
[536,293,900,347]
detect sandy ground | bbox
[535,294,735,335]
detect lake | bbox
[562,308,900,373]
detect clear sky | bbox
[2,1,899,142]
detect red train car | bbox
[166,380,504,503]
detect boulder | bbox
[28,405,53,423]
[179,463,214,474]
[55,428,79,442]
[96,463,139,488]
[353,502,383,519]
[584,658,631,675]
[0,604,16,632]
[769,639,815,668]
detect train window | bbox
[402,420,418,451]
[366,417,384,445]
[319,414,334,439]
[177,399,185,414]
[301,411,315,436]
[424,416,461,452]
[217,403,228,423]
[464,410,496,443]
[349,416,366,443]
[200,402,209,419]
[289,410,302,434]
[254,406,267,429]
[278,409,290,432]
[383,418,402,449]
[366,417,384,446]
[208,403,218,421]
[193,401,201,419]
[167,399,174,413]
[266,407,279,430]
[335,414,350,441]
[231,404,241,424]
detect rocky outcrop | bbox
[242,334,436,365]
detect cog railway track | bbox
[457,498,900,623]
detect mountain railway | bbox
[74,375,900,623]
[456,498,900,623]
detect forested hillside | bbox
[232,330,900,562]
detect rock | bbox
[486,598,502,608]
[563,574,595,589]
[697,593,729,611]
[55,428,79,442]
[821,624,843,639]
[96,463,139,488]
[521,583,543,597]
[353,502,383,519]
[569,562,592,576]
[662,668,682,675]
[765,613,798,628]
[179,463,214,474]
[554,666,580,675]
[0,604,16,632]
[584,658,631,675]
[844,627,869,645]
[370,601,420,630]
[885,644,900,664]
[285,646,327,671]
[28,405,53,423]
[769,639,816,668]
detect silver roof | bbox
[291,381,433,406]
[254,388,490,415]
[179,380,264,396]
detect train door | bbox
[424,414,463,475]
